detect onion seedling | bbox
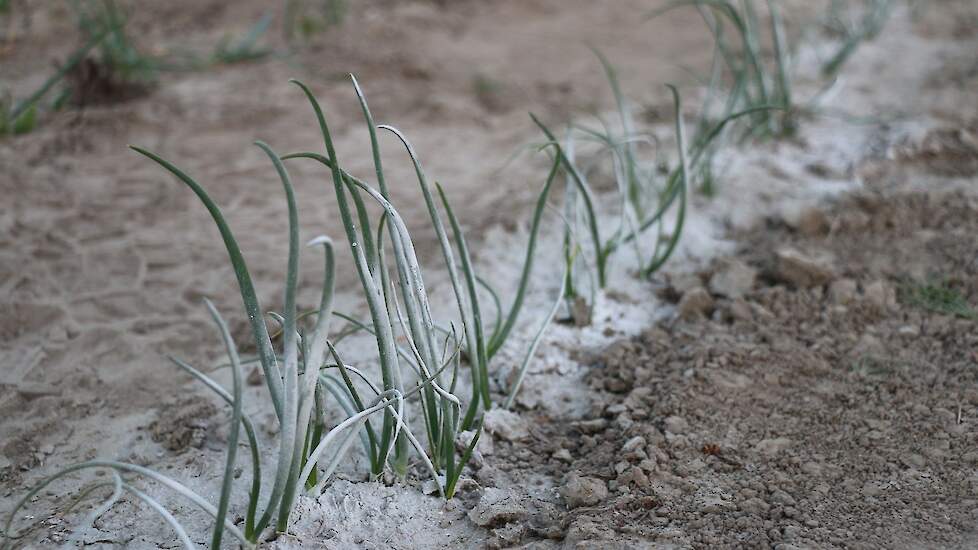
[4,77,499,546]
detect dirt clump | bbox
[66,57,152,108]
[148,397,217,453]
[895,121,978,177]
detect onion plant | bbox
[3,66,704,550]
[284,0,348,43]
[647,0,796,141]
[648,0,892,167]
[1,76,509,547]
[820,0,893,78]
[281,76,490,496]
[0,26,109,136]
[69,0,158,85]
[212,12,274,65]
[540,80,692,315]
[516,49,755,317]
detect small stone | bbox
[699,496,736,513]
[795,207,829,236]
[468,488,527,527]
[39,444,55,455]
[898,325,920,337]
[729,298,754,322]
[677,287,714,320]
[491,522,525,545]
[622,436,647,453]
[684,458,707,473]
[246,367,264,386]
[575,419,608,434]
[15,384,62,400]
[775,248,835,288]
[553,448,572,462]
[754,437,792,457]
[864,280,896,310]
[829,278,858,305]
[561,472,608,509]
[740,497,770,515]
[617,466,650,489]
[770,489,796,506]
[483,409,529,442]
[709,259,757,299]
[783,525,803,541]
[902,453,927,468]
[668,272,704,295]
[422,478,443,495]
[457,429,494,457]
[638,458,658,473]
[663,415,689,434]
[781,203,829,236]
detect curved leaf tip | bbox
[307,235,334,248]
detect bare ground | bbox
[2,0,978,548]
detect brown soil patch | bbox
[471,184,978,548]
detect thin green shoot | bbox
[213,12,274,64]
[901,280,978,321]
[0,25,108,135]
[821,0,892,78]
[70,0,157,84]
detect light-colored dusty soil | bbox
[2,0,977,548]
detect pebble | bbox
[775,247,835,288]
[638,458,658,473]
[729,298,755,322]
[770,489,796,506]
[864,280,895,310]
[740,497,771,514]
[783,525,803,541]
[898,325,920,337]
[709,259,757,299]
[422,478,443,495]
[795,207,830,236]
[699,496,736,513]
[677,287,715,319]
[668,272,705,295]
[560,472,609,509]
[664,415,690,434]
[483,409,530,442]
[829,278,858,304]
[617,466,650,489]
[622,435,647,453]
[900,453,924,468]
[467,488,527,527]
[575,419,608,434]
[552,448,572,462]
[781,203,829,236]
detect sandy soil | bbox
[2,0,978,548]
